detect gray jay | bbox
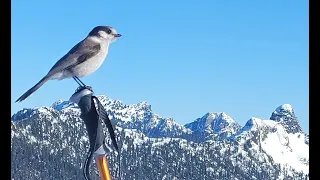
[15,25,121,103]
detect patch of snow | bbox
[262,130,308,174]
[29,135,37,144]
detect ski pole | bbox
[95,155,112,180]
[70,86,116,180]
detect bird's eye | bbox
[107,29,112,34]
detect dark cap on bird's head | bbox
[88,26,122,39]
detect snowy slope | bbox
[231,116,308,174]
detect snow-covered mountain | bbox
[11,95,309,179]
[270,104,303,134]
[185,112,241,142]
[92,96,192,139]
[230,117,309,175]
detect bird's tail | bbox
[15,76,49,102]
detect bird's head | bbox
[88,26,121,43]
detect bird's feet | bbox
[83,85,93,92]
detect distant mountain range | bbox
[11,95,309,180]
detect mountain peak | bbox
[184,112,241,141]
[270,104,303,134]
[12,108,36,121]
[241,117,277,131]
[51,100,78,111]
[136,101,152,111]
[11,106,56,121]
[275,104,294,114]
[202,112,232,122]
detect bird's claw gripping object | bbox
[70,86,119,180]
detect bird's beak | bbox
[114,34,122,37]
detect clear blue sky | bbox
[11,0,309,133]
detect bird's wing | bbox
[47,38,101,76]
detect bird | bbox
[15,25,121,103]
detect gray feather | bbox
[47,38,101,76]
[15,76,49,102]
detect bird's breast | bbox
[70,46,109,78]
